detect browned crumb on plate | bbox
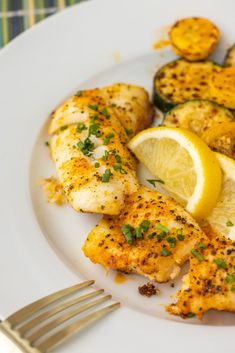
[138,282,159,297]
[40,176,66,205]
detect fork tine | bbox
[7,281,94,327]
[36,301,120,353]
[19,289,104,336]
[28,295,112,343]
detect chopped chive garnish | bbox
[102,169,112,182]
[115,154,122,163]
[60,125,68,131]
[88,120,101,137]
[121,224,134,244]
[161,248,170,257]
[101,107,110,119]
[135,227,143,239]
[88,104,98,111]
[214,258,227,269]
[113,163,127,174]
[94,162,100,168]
[124,128,132,136]
[156,223,169,234]
[103,133,114,145]
[176,228,185,241]
[102,150,110,161]
[197,243,206,249]
[75,90,83,97]
[191,249,204,262]
[140,220,150,232]
[157,232,167,240]
[226,274,235,284]
[166,236,177,248]
[77,137,95,156]
[186,312,195,318]
[76,122,87,133]
[226,220,234,227]
[147,179,165,187]
[44,141,49,147]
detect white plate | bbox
[1,0,235,352]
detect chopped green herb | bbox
[166,236,177,248]
[147,179,165,187]
[113,163,127,174]
[191,249,204,262]
[44,141,49,147]
[76,122,87,133]
[114,154,122,163]
[161,248,170,257]
[124,128,132,136]
[176,229,185,241]
[197,243,206,249]
[156,223,169,234]
[121,224,135,244]
[135,227,143,239]
[147,232,156,239]
[60,125,68,131]
[226,274,235,284]
[102,150,110,161]
[77,138,95,156]
[157,232,167,241]
[88,118,101,137]
[231,286,235,292]
[186,312,195,318]
[140,220,150,232]
[214,258,227,269]
[226,220,234,227]
[110,103,116,107]
[94,162,100,168]
[103,133,114,145]
[75,90,83,97]
[88,104,98,111]
[102,169,112,182]
[101,107,110,119]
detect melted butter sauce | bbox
[114,272,127,284]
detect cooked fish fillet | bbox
[167,234,235,319]
[83,186,205,282]
[49,84,154,215]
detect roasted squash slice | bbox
[210,67,235,109]
[169,17,220,61]
[201,121,235,159]
[163,100,234,137]
[153,59,221,112]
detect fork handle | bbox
[0,323,39,353]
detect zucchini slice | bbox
[163,100,234,137]
[224,44,235,67]
[153,59,221,113]
[169,17,220,61]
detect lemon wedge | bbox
[128,127,222,220]
[207,153,235,239]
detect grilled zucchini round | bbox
[170,17,220,61]
[224,44,235,67]
[153,59,221,113]
[163,100,234,137]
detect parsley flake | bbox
[77,137,95,156]
[226,274,235,284]
[103,133,114,145]
[156,223,169,234]
[121,224,135,245]
[140,220,150,232]
[76,123,87,133]
[75,90,83,97]
[60,125,68,131]
[101,107,110,119]
[161,248,170,257]
[88,104,98,111]
[226,220,234,227]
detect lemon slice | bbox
[207,153,235,239]
[128,127,222,219]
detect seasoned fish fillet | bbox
[83,186,205,282]
[167,234,235,319]
[49,84,154,215]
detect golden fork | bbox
[0,280,120,353]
